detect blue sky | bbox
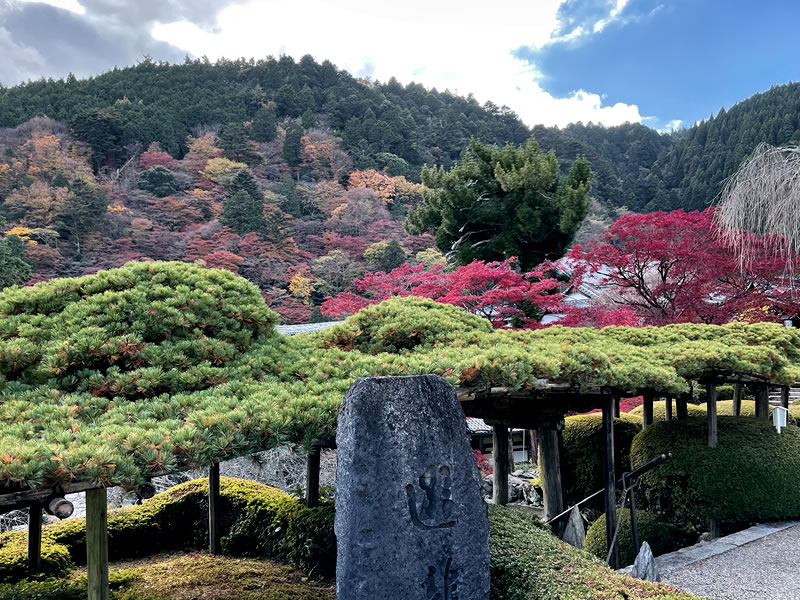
[2,0,799,131]
[523,0,800,129]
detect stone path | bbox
[660,522,800,599]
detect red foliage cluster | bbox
[473,448,493,476]
[569,209,800,325]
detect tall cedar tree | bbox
[0,218,31,289]
[220,121,260,165]
[406,139,591,270]
[283,124,303,170]
[220,170,267,234]
[251,107,278,142]
[57,179,108,256]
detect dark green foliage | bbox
[584,509,689,566]
[301,109,318,130]
[0,477,335,583]
[221,190,267,235]
[0,233,31,290]
[364,239,407,272]
[56,179,107,255]
[220,122,260,165]
[251,107,278,143]
[631,417,800,529]
[0,57,530,176]
[283,125,303,168]
[488,506,699,599]
[137,166,178,198]
[561,414,641,505]
[406,139,591,270]
[276,174,303,217]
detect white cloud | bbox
[16,0,85,15]
[151,0,645,128]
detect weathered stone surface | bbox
[631,541,659,581]
[561,506,585,549]
[335,375,490,600]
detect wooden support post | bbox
[756,385,770,419]
[86,488,109,600]
[709,518,721,540]
[707,383,718,448]
[27,505,42,573]
[613,397,620,418]
[306,446,321,508]
[732,383,743,416]
[642,392,654,429]
[665,397,673,421]
[782,386,790,410]
[492,424,510,506]
[601,395,619,569]
[538,424,565,525]
[208,463,221,555]
[676,395,689,420]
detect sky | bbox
[1,0,800,131]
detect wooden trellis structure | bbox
[0,373,792,592]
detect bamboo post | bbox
[756,385,770,419]
[601,395,619,569]
[86,488,109,600]
[642,392,654,429]
[306,446,321,508]
[27,505,42,573]
[492,424,510,506]
[732,383,743,416]
[665,397,673,421]
[538,424,565,525]
[707,383,718,448]
[209,463,221,555]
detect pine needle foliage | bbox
[2,264,800,492]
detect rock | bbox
[508,475,527,503]
[335,375,490,600]
[630,541,659,582]
[560,506,585,549]
[511,469,524,477]
[698,531,713,543]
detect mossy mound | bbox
[561,414,641,505]
[489,506,699,599]
[631,417,800,528]
[629,401,706,421]
[0,477,334,583]
[585,509,690,567]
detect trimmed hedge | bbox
[631,417,800,528]
[584,509,690,567]
[629,401,705,421]
[489,506,699,599]
[561,414,641,505]
[0,477,335,583]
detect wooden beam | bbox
[86,488,109,600]
[538,424,565,525]
[707,383,718,448]
[208,463,221,555]
[642,392,654,429]
[27,505,41,573]
[665,397,673,421]
[601,395,619,569]
[732,383,743,416]
[756,385,770,419]
[306,447,321,508]
[782,386,790,410]
[492,425,510,506]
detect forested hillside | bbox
[1,56,800,324]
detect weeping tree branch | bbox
[715,143,800,269]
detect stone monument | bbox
[335,375,490,600]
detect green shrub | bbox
[629,400,706,421]
[0,571,137,600]
[489,505,699,600]
[561,414,641,505]
[584,509,689,567]
[631,417,800,529]
[0,478,335,583]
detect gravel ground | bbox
[662,524,800,599]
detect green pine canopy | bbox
[1,261,799,493]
